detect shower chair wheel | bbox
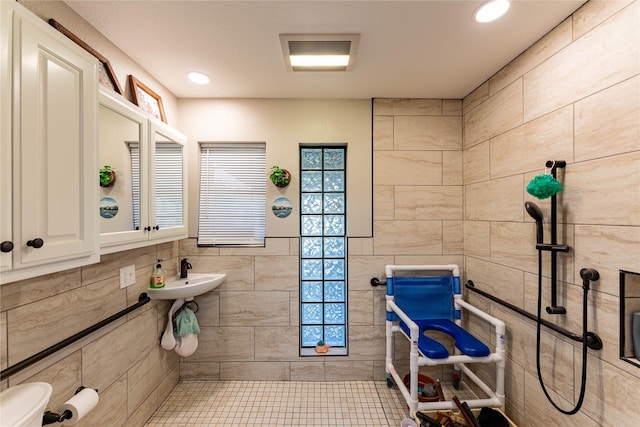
[386,375,394,388]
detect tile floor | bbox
[144,379,479,426]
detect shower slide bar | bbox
[0,292,151,381]
[546,160,566,314]
[465,280,602,350]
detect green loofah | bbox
[526,174,563,199]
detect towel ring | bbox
[172,301,199,323]
[188,300,199,313]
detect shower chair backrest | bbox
[386,267,461,323]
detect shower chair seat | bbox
[398,318,490,359]
[385,264,506,414]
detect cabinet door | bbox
[12,7,98,269]
[0,4,12,272]
[99,90,150,250]
[149,120,188,242]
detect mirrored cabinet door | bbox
[99,90,187,254]
[149,121,187,240]
[99,90,149,251]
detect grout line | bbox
[145,380,479,426]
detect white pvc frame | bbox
[384,264,506,414]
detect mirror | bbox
[99,90,187,252]
[98,102,143,235]
[151,129,184,230]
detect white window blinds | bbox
[129,142,183,230]
[198,143,266,246]
[155,143,184,228]
[129,143,141,229]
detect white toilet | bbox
[0,382,52,427]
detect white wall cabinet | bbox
[99,90,187,254]
[0,1,99,284]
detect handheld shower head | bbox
[525,201,544,244]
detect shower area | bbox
[453,5,640,419]
[372,4,640,418]
[376,78,639,425]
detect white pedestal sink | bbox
[147,273,226,299]
[0,382,52,427]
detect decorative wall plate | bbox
[100,197,119,218]
[272,197,292,218]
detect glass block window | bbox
[300,146,347,352]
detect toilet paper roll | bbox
[59,388,99,425]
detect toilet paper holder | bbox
[42,386,98,425]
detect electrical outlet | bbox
[120,264,136,288]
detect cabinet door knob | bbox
[26,238,44,248]
[153,225,160,230]
[144,226,151,232]
[1,241,14,253]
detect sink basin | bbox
[147,273,226,299]
[0,382,52,427]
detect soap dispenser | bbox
[150,259,166,289]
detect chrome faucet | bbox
[180,258,192,278]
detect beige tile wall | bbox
[176,98,464,384]
[463,1,640,426]
[0,243,180,427]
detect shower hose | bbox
[535,250,589,415]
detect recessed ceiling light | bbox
[474,0,510,23]
[290,54,350,68]
[280,34,360,72]
[187,71,211,84]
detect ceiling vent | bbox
[280,34,360,72]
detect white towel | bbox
[161,299,185,350]
[174,333,198,357]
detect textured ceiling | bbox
[66,0,586,99]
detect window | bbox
[300,146,347,355]
[198,143,266,246]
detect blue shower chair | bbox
[385,264,506,413]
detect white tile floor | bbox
[144,379,479,426]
